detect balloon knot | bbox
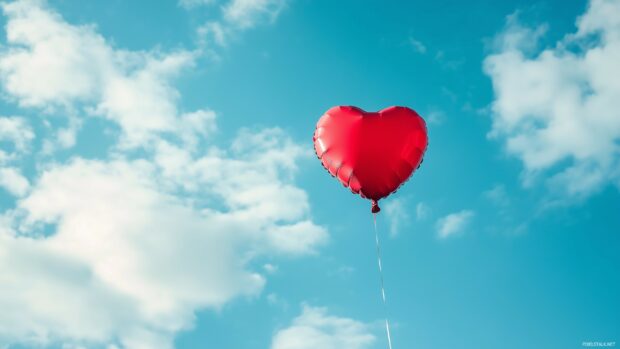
[371,200,381,213]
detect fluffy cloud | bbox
[435,210,474,239]
[0,167,30,196]
[0,0,108,107]
[484,0,620,198]
[0,0,205,149]
[271,305,376,349]
[1,134,326,348]
[0,133,327,349]
[0,1,326,348]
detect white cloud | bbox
[92,52,198,148]
[271,305,376,349]
[484,0,620,198]
[0,1,327,348]
[0,0,204,149]
[0,116,34,163]
[41,116,82,154]
[223,0,286,29]
[383,198,410,237]
[0,167,30,196]
[193,0,287,46]
[435,210,474,239]
[266,221,327,254]
[0,0,108,107]
[0,128,327,348]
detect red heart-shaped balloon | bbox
[313,106,428,213]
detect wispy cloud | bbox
[484,184,510,207]
[435,50,465,70]
[424,109,446,125]
[484,0,620,198]
[383,198,410,237]
[436,210,475,239]
[189,0,288,46]
[408,36,427,54]
[416,202,430,220]
[223,0,286,29]
[0,116,34,197]
[384,199,432,237]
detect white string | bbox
[373,213,393,349]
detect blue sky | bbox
[0,0,618,348]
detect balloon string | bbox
[373,213,393,349]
